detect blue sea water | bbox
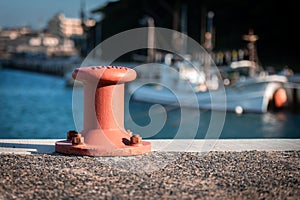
[0,68,300,139]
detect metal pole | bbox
[147,17,155,63]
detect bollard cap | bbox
[72,66,136,84]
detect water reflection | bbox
[261,112,285,137]
[0,69,299,139]
[127,98,300,139]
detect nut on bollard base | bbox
[55,130,151,156]
[55,140,151,157]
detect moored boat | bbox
[127,59,288,113]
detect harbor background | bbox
[1,68,300,140]
[0,0,299,139]
[0,1,299,199]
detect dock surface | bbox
[0,139,299,199]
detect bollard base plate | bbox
[55,140,151,157]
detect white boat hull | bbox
[127,75,287,113]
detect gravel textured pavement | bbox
[0,151,299,199]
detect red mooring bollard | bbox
[55,66,151,156]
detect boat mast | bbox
[242,29,259,64]
[146,17,155,63]
[181,3,188,55]
[172,1,188,56]
[203,11,214,82]
[204,11,214,52]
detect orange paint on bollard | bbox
[55,66,151,156]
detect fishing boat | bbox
[127,58,288,114]
[127,27,289,113]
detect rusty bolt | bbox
[72,133,84,145]
[67,130,78,141]
[130,134,142,146]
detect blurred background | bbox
[1,0,298,71]
[0,0,299,139]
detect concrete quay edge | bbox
[0,138,299,155]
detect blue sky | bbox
[0,0,110,29]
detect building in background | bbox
[0,27,33,60]
[0,28,78,59]
[47,13,83,37]
[0,12,97,60]
[47,13,95,56]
